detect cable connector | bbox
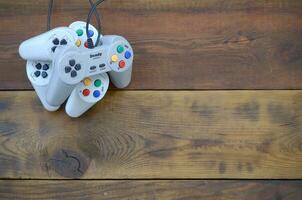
[87,38,94,49]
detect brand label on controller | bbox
[80,48,111,76]
[90,52,102,59]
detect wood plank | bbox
[0,91,302,179]
[1,0,302,89]
[0,180,301,200]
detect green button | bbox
[94,79,102,87]
[76,29,84,36]
[117,45,124,53]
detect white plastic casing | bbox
[102,35,134,88]
[19,21,100,61]
[26,61,59,111]
[46,35,134,107]
[69,21,100,50]
[19,22,134,116]
[19,27,78,61]
[65,73,109,117]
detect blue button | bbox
[93,90,101,98]
[125,51,132,59]
[88,30,94,37]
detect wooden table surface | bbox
[0,0,302,199]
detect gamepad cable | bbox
[47,0,54,31]
[47,0,102,49]
[88,0,102,48]
[86,0,106,48]
[86,0,102,47]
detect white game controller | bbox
[65,73,109,117]
[27,61,110,116]
[46,35,134,106]
[19,21,100,61]
[26,60,59,111]
[21,21,102,111]
[19,21,134,117]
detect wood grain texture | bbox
[0,180,301,200]
[1,0,302,89]
[0,91,302,179]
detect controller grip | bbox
[19,33,51,60]
[19,27,77,61]
[32,84,60,112]
[108,66,133,88]
[65,90,96,118]
[46,75,75,106]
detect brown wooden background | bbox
[0,0,302,199]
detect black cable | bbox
[86,0,105,47]
[88,0,102,47]
[47,0,102,47]
[47,0,54,31]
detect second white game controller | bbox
[65,74,109,117]
[27,60,110,116]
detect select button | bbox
[90,66,97,70]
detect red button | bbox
[84,41,89,48]
[119,60,126,68]
[82,89,90,96]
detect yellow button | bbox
[83,78,92,86]
[111,55,118,62]
[75,39,81,47]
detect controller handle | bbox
[46,74,76,106]
[19,22,100,61]
[19,27,77,61]
[46,47,86,106]
[108,68,133,88]
[26,61,59,111]
[65,73,109,117]
[101,35,134,88]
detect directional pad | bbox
[64,60,81,78]
[33,62,50,79]
[51,38,68,53]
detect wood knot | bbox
[47,149,90,178]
